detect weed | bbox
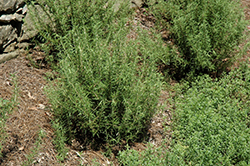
[0,73,19,157]
[21,129,47,166]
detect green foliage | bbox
[118,142,189,165]
[29,0,250,164]
[52,121,69,161]
[28,0,132,65]
[118,144,166,165]
[46,30,163,147]
[39,0,163,156]
[171,66,250,165]
[154,0,247,78]
[0,98,10,157]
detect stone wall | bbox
[0,0,38,63]
[0,0,147,63]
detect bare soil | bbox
[0,2,250,165]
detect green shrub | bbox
[28,0,131,65]
[42,0,163,155]
[154,0,247,78]
[171,65,250,165]
[47,32,162,148]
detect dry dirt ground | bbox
[0,2,250,166]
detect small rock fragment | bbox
[37,104,46,110]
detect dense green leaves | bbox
[172,67,250,165]
[29,0,250,164]
[117,65,250,165]
[39,0,163,153]
[48,34,163,145]
[154,0,247,78]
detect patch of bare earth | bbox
[1,1,250,165]
[237,0,250,67]
[0,54,56,165]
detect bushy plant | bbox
[41,0,163,155]
[154,0,247,78]
[28,0,131,65]
[171,65,250,165]
[47,32,162,147]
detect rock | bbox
[20,4,49,42]
[4,41,17,53]
[0,13,24,23]
[37,104,46,110]
[16,4,27,14]
[0,0,52,58]
[0,50,22,64]
[22,4,28,15]
[0,0,25,13]
[17,42,31,50]
[16,7,23,13]
[19,12,37,42]
[0,0,16,13]
[15,0,26,9]
[0,1,50,55]
[0,25,17,53]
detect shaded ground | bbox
[0,1,250,165]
